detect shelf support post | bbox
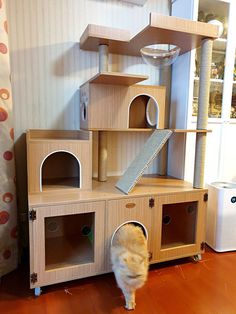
[99,44,109,72]
[193,38,213,188]
[98,131,108,182]
[98,44,109,181]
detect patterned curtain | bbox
[0,0,18,277]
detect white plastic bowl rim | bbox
[140,44,180,58]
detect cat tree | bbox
[27,13,218,296]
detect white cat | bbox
[111,223,149,310]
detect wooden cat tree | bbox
[27,13,218,296]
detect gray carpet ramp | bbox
[115,129,173,194]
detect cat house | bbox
[26,129,92,193]
[80,82,166,130]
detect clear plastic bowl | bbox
[140,44,180,67]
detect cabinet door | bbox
[29,201,105,288]
[106,196,155,269]
[153,191,207,262]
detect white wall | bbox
[7,0,169,140]
[6,0,170,221]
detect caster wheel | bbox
[34,287,42,296]
[192,254,202,262]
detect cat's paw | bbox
[125,301,136,310]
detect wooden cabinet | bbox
[105,190,207,267]
[28,176,208,293]
[29,201,105,288]
[153,191,206,262]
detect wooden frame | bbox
[29,201,105,288]
[26,130,92,193]
[27,11,216,294]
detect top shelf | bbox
[80,12,219,57]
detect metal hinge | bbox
[29,209,36,221]
[203,193,208,202]
[30,272,38,284]
[149,198,155,208]
[201,242,205,251]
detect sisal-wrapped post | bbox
[98,131,108,182]
[98,44,109,72]
[193,38,213,188]
[98,44,109,181]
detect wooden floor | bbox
[1,246,236,314]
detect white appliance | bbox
[206,182,236,252]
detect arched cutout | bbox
[111,220,148,246]
[128,94,159,128]
[40,150,81,191]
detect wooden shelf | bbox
[27,129,91,141]
[86,71,148,85]
[28,175,207,207]
[80,13,219,57]
[85,128,154,132]
[171,129,211,133]
[85,128,211,133]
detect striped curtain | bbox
[0,0,18,277]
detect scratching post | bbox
[158,67,171,175]
[98,131,108,182]
[97,45,109,182]
[193,38,213,188]
[99,44,109,72]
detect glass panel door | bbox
[192,0,229,120]
[231,57,236,119]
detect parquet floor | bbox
[1,246,236,314]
